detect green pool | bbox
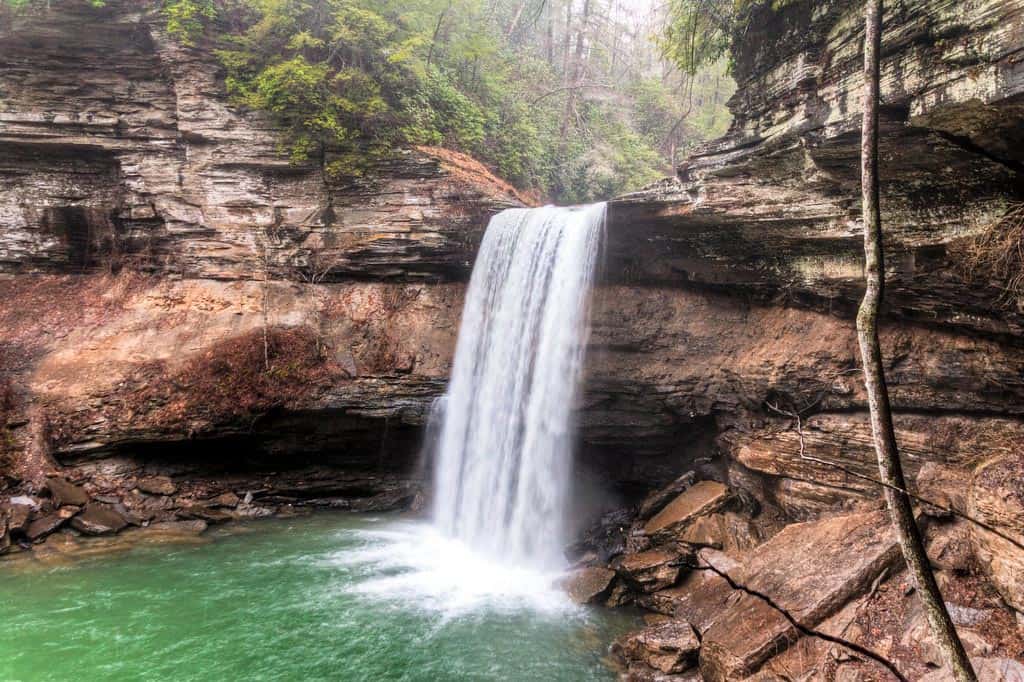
[0,514,637,681]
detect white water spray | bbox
[431,202,606,570]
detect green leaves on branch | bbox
[658,0,733,75]
[153,0,732,200]
[164,0,216,46]
[658,0,800,74]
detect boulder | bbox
[637,551,741,631]
[9,495,39,510]
[616,548,686,593]
[605,581,634,608]
[644,481,729,540]
[611,620,701,675]
[70,503,128,535]
[25,513,66,541]
[4,502,31,536]
[926,520,975,572]
[136,475,176,496]
[208,491,240,508]
[968,455,1024,615]
[638,471,695,521]
[677,512,761,553]
[559,566,616,604]
[178,504,234,523]
[566,507,634,564]
[698,511,900,682]
[46,477,89,506]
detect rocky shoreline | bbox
[1,465,423,558]
[1,0,1023,679]
[571,475,1024,681]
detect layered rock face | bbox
[584,0,1024,678]
[1,0,1024,679]
[0,0,517,519]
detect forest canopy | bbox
[4,0,737,201]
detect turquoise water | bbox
[0,514,637,681]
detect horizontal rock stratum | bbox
[2,1,1024,679]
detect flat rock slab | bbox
[644,481,729,538]
[699,511,900,682]
[46,477,89,507]
[612,620,700,675]
[616,548,684,593]
[70,503,128,536]
[136,475,176,496]
[560,567,615,604]
[638,471,696,520]
[4,503,31,535]
[26,513,66,541]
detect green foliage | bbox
[658,0,734,76]
[659,0,802,74]
[152,0,733,201]
[164,0,216,45]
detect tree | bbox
[855,1,976,680]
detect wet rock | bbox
[615,548,686,593]
[178,504,234,524]
[207,491,240,508]
[611,620,700,675]
[643,481,729,541]
[136,476,176,496]
[968,455,1024,615]
[605,581,634,608]
[559,566,616,604]
[698,511,900,682]
[113,503,145,527]
[46,477,89,507]
[25,513,66,541]
[146,520,208,535]
[566,507,634,564]
[70,503,128,535]
[637,551,741,630]
[4,502,31,536]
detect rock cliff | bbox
[1,0,1024,679]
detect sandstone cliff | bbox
[1,0,1023,679]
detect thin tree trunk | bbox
[562,0,573,77]
[426,1,452,67]
[546,0,554,64]
[506,0,529,37]
[561,0,590,138]
[856,2,976,680]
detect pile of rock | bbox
[563,474,1024,681]
[1,462,426,556]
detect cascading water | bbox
[332,203,606,616]
[431,202,606,570]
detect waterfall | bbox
[431,202,606,570]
